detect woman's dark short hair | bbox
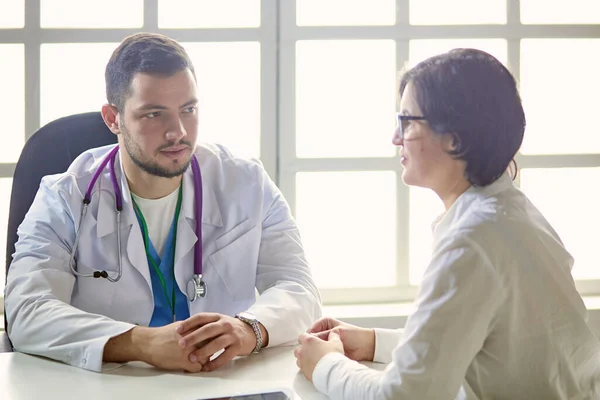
[399,48,526,187]
[105,32,196,111]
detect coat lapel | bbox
[95,151,152,290]
[173,155,223,295]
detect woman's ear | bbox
[442,133,460,152]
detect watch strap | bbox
[236,313,263,353]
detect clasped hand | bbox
[146,313,257,373]
[294,317,376,382]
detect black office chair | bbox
[1,112,117,352]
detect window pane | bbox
[0,178,13,295]
[296,0,395,26]
[184,42,261,159]
[0,0,24,28]
[410,0,506,25]
[520,168,600,280]
[409,39,508,67]
[296,40,396,158]
[296,171,397,288]
[41,0,142,28]
[520,39,600,155]
[0,45,24,163]
[521,0,600,24]
[409,187,445,285]
[41,43,117,125]
[159,0,260,28]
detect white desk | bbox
[0,347,383,400]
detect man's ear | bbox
[101,104,122,135]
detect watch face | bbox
[237,312,257,322]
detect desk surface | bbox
[0,347,381,400]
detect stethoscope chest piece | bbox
[187,274,207,302]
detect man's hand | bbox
[176,313,268,372]
[307,317,375,362]
[103,323,209,373]
[294,331,344,382]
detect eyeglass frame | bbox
[396,114,427,141]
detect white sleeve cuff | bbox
[373,328,403,364]
[83,322,136,372]
[312,352,351,394]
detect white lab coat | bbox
[312,174,600,400]
[5,144,322,372]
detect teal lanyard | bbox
[131,185,183,320]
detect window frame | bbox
[0,0,279,297]
[1,0,600,306]
[277,0,600,304]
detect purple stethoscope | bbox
[68,145,208,301]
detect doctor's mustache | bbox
[158,141,194,151]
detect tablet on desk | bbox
[197,389,292,400]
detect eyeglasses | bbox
[396,114,427,141]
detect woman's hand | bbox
[294,330,344,382]
[307,317,376,362]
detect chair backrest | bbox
[4,112,117,327]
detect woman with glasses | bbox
[294,48,600,399]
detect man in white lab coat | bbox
[4,32,321,373]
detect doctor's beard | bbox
[119,119,192,178]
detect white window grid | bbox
[0,0,279,309]
[0,0,598,307]
[0,0,279,176]
[276,0,600,304]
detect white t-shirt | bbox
[131,186,180,258]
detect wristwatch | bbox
[235,312,263,353]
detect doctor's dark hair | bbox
[105,32,196,111]
[399,48,526,187]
